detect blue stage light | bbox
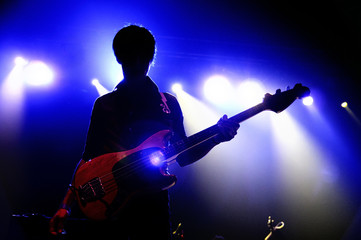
[236,80,266,108]
[203,75,233,105]
[302,96,314,106]
[23,61,54,86]
[171,83,183,93]
[91,78,109,96]
[14,57,29,66]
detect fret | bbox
[230,103,265,123]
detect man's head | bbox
[112,25,156,66]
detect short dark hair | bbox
[112,25,156,64]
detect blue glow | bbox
[14,57,29,66]
[236,80,266,108]
[302,96,314,106]
[203,75,233,105]
[171,83,183,93]
[1,1,360,240]
[23,61,54,86]
[149,151,164,167]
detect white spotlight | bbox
[23,61,54,86]
[171,83,183,93]
[236,80,266,108]
[302,96,314,106]
[92,78,100,86]
[14,57,29,66]
[91,78,109,96]
[203,75,233,105]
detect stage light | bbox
[91,78,109,96]
[2,61,26,98]
[14,57,29,66]
[203,75,233,105]
[171,83,183,93]
[302,96,314,106]
[92,78,99,85]
[23,61,54,86]
[0,59,27,141]
[341,101,361,126]
[236,80,266,108]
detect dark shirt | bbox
[82,77,186,161]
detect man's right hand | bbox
[49,208,69,235]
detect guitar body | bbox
[73,129,177,220]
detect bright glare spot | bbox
[149,151,164,167]
[23,61,54,86]
[14,57,29,66]
[172,83,183,93]
[302,96,314,106]
[0,62,26,140]
[92,78,99,86]
[92,78,110,96]
[203,75,233,105]
[341,102,348,108]
[2,64,26,98]
[236,80,266,108]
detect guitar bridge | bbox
[78,177,105,204]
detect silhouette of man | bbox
[49,24,240,240]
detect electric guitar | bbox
[73,83,310,220]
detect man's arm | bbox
[49,159,86,235]
[176,115,240,167]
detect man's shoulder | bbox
[161,91,183,117]
[96,90,119,101]
[92,90,119,109]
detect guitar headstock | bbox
[263,83,310,113]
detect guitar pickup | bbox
[78,177,105,204]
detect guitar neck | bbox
[229,102,266,123]
[163,102,266,161]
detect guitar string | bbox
[79,142,181,195]
[80,99,277,193]
[79,126,221,196]
[80,128,222,198]
[82,112,261,197]
[77,92,302,201]
[100,130,219,193]
[81,142,184,196]
[78,98,294,197]
[81,150,176,197]
[79,151,163,195]
[80,113,252,198]
[104,129,213,181]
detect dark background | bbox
[1,1,361,239]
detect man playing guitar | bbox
[49,24,240,240]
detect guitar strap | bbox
[160,92,171,114]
